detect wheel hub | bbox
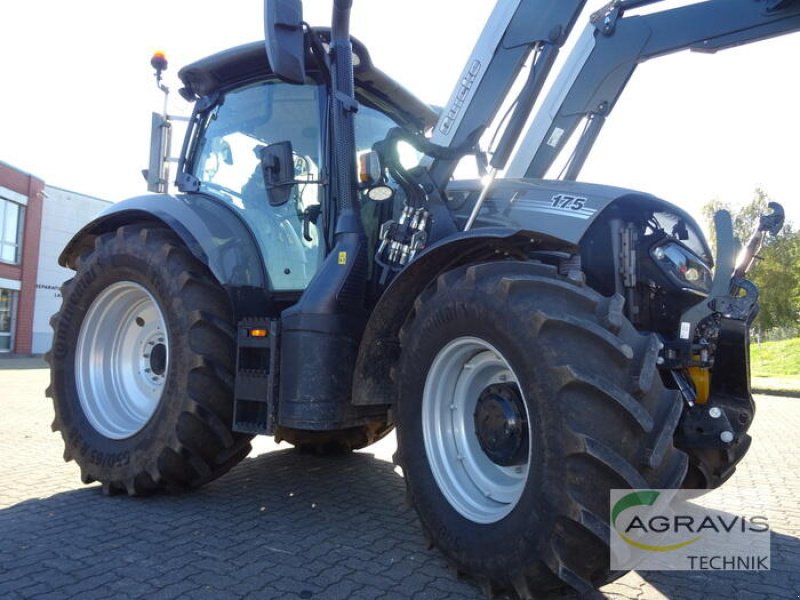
[474,384,529,467]
[422,336,532,524]
[139,333,168,384]
[75,281,169,440]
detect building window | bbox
[0,197,25,264]
[0,288,17,352]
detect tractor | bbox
[47,0,797,596]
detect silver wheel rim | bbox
[422,337,531,524]
[75,281,169,439]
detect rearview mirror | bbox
[260,141,296,206]
[264,0,306,84]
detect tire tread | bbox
[47,224,252,495]
[395,260,687,597]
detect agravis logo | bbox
[612,490,701,552]
[609,488,771,571]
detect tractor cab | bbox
[173,38,436,295]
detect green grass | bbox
[750,337,800,394]
[750,337,800,377]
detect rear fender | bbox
[60,193,268,289]
[352,227,575,406]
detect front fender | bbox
[351,227,575,406]
[60,193,268,289]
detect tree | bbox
[702,189,800,334]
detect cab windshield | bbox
[191,80,325,291]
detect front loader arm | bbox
[506,0,800,180]
[424,0,588,190]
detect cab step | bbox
[232,318,280,435]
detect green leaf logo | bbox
[612,490,702,552]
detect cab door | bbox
[191,79,325,292]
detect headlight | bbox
[651,241,712,293]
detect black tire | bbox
[46,225,252,495]
[395,262,688,598]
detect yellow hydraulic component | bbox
[687,366,711,404]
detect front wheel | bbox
[47,225,252,495]
[396,262,687,597]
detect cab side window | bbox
[193,81,325,292]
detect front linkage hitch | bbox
[663,203,784,485]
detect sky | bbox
[2,0,799,229]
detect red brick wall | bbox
[0,261,21,281]
[0,163,44,354]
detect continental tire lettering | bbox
[87,449,131,467]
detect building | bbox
[0,162,44,354]
[0,161,110,355]
[32,186,113,353]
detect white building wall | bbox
[32,186,111,354]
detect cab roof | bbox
[178,33,438,132]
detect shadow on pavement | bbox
[1,447,798,599]
[0,449,484,600]
[635,521,800,598]
[751,388,800,399]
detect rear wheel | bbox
[73,281,169,440]
[47,225,252,495]
[396,262,687,597]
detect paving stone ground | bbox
[1,362,798,599]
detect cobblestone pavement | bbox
[1,364,798,599]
